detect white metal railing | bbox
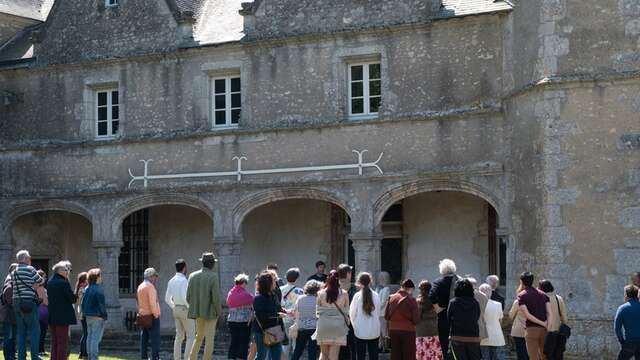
[128,149,384,188]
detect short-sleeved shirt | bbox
[517,287,549,328]
[11,264,43,302]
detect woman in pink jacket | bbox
[226,274,254,360]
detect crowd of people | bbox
[0,250,639,360]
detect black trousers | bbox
[450,341,481,360]
[513,336,529,360]
[355,337,378,360]
[292,329,318,360]
[618,341,640,360]
[437,313,451,360]
[228,321,251,360]
[339,327,357,360]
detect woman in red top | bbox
[384,279,420,360]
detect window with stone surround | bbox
[211,75,241,128]
[348,62,381,119]
[106,0,118,7]
[95,88,119,139]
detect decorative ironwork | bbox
[128,149,384,188]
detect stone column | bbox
[349,231,383,277]
[0,243,13,277]
[213,236,242,299]
[93,241,123,330]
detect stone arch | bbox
[111,193,214,239]
[372,179,506,227]
[232,187,351,237]
[6,199,94,226]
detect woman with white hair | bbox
[428,259,460,356]
[478,284,505,360]
[226,273,254,360]
[46,261,77,360]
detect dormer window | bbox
[106,0,118,7]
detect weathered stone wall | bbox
[403,191,490,282]
[240,199,333,283]
[35,0,180,66]
[147,205,214,329]
[241,0,441,41]
[11,211,95,284]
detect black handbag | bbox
[555,295,571,338]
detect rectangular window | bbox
[348,62,381,118]
[119,209,149,295]
[106,0,118,6]
[96,89,119,138]
[212,75,241,128]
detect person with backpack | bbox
[428,259,460,359]
[11,250,44,360]
[1,263,18,360]
[280,268,304,357]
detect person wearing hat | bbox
[187,252,222,360]
[137,268,161,360]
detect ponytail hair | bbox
[325,270,340,304]
[357,272,375,316]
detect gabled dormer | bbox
[32,0,204,66]
[239,0,442,41]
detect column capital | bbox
[214,235,244,244]
[348,231,384,242]
[92,241,122,249]
[0,243,13,252]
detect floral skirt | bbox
[416,336,443,360]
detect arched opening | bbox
[378,191,506,286]
[10,210,93,278]
[117,205,213,330]
[240,199,351,281]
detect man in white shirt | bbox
[165,259,195,360]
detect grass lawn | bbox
[0,352,138,360]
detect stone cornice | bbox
[0,102,501,153]
[0,164,505,202]
[504,70,640,100]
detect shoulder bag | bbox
[255,312,286,347]
[556,295,571,338]
[12,270,35,314]
[134,292,153,330]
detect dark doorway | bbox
[381,238,403,284]
[31,259,50,277]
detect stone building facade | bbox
[1,0,639,357]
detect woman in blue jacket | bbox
[81,269,107,360]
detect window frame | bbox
[105,0,118,7]
[348,61,382,119]
[95,88,120,140]
[210,74,241,129]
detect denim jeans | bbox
[512,337,528,360]
[140,318,160,360]
[253,331,282,360]
[481,346,500,360]
[3,321,16,360]
[291,329,318,360]
[79,318,88,358]
[86,318,105,360]
[14,300,40,360]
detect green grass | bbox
[0,351,137,360]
